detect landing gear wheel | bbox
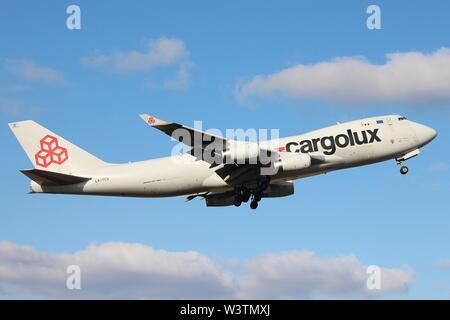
[250,200,258,210]
[234,195,242,207]
[400,166,409,175]
[242,191,251,203]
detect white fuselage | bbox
[31,115,436,197]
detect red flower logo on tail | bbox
[35,135,68,168]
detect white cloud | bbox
[235,48,450,105]
[82,37,188,73]
[5,59,66,84]
[435,259,450,269]
[0,242,234,299]
[82,37,193,90]
[164,61,193,90]
[0,242,414,299]
[238,251,414,299]
[0,96,26,116]
[0,96,39,116]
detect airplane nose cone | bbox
[414,123,437,145]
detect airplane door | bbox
[385,116,396,145]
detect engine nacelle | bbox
[222,142,259,164]
[205,192,235,207]
[263,181,294,198]
[274,152,311,172]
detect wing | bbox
[140,114,227,150]
[139,114,340,191]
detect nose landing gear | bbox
[396,149,420,175]
[396,158,409,175]
[400,165,409,175]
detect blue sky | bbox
[1,0,450,299]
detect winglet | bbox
[139,114,169,127]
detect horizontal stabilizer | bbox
[20,169,91,186]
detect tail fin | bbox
[9,120,108,173]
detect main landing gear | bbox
[249,192,262,210]
[233,188,250,207]
[234,178,269,210]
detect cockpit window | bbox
[398,117,407,121]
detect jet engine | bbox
[205,192,235,207]
[205,182,295,207]
[262,181,294,198]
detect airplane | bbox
[8,114,436,209]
